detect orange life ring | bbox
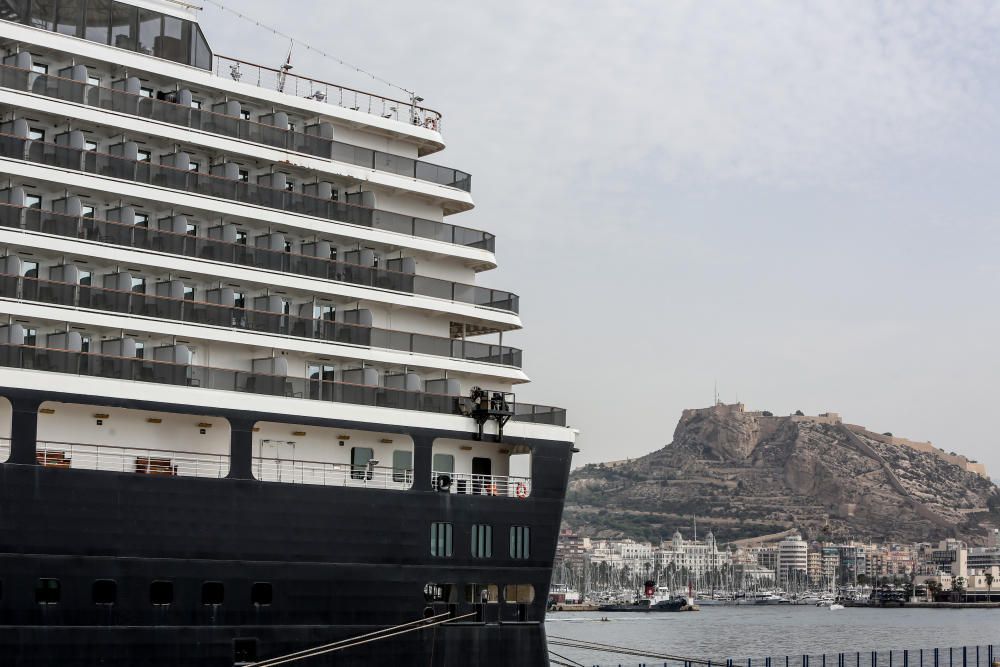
[515,483,528,499]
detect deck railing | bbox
[254,458,413,489]
[35,440,228,478]
[214,55,444,133]
[0,203,516,313]
[0,132,492,251]
[0,344,567,425]
[431,471,531,497]
[0,63,466,190]
[0,272,523,368]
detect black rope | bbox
[548,635,714,664]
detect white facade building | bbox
[777,534,809,586]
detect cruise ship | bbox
[0,1,575,664]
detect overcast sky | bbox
[199,1,1000,477]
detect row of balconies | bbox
[0,119,493,251]
[0,191,518,313]
[0,323,565,425]
[0,55,468,190]
[0,261,523,367]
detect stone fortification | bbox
[565,403,1000,544]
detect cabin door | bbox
[472,457,492,495]
[258,439,296,483]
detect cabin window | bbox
[24,193,42,208]
[238,169,249,183]
[504,584,535,604]
[35,578,60,604]
[55,0,83,37]
[510,526,531,560]
[465,583,499,604]
[139,86,153,99]
[471,524,493,559]
[130,277,145,294]
[28,128,45,142]
[84,139,98,152]
[134,341,144,359]
[150,580,173,605]
[92,579,117,605]
[110,2,136,50]
[29,0,56,30]
[136,149,151,162]
[201,581,224,606]
[350,446,374,480]
[84,0,111,43]
[22,327,37,346]
[21,260,38,278]
[31,63,49,75]
[430,522,452,558]
[432,453,454,474]
[251,582,272,606]
[81,204,96,219]
[392,450,412,483]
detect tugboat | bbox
[597,581,698,612]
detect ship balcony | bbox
[0,272,523,368]
[0,60,467,191]
[254,458,413,489]
[34,440,228,478]
[430,471,531,498]
[0,343,566,425]
[0,203,518,314]
[0,129,491,251]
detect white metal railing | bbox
[35,441,228,479]
[431,471,531,498]
[0,437,9,462]
[253,458,413,490]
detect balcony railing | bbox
[0,273,523,368]
[0,63,468,191]
[254,457,413,489]
[0,204,518,313]
[35,440,228,478]
[0,133,493,252]
[0,344,566,425]
[431,471,531,497]
[215,55,444,133]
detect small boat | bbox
[829,603,845,611]
[598,599,652,612]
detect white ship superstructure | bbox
[0,0,568,487]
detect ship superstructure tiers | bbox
[0,1,575,665]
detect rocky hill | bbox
[565,404,1000,544]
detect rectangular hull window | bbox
[430,522,452,557]
[510,526,530,560]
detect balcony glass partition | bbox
[0,343,565,424]
[0,204,516,313]
[0,109,489,251]
[0,63,470,191]
[0,272,523,367]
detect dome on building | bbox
[672,530,683,546]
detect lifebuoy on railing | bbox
[515,482,528,499]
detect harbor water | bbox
[546,606,1000,665]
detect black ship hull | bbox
[0,388,574,666]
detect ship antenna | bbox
[277,41,293,93]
